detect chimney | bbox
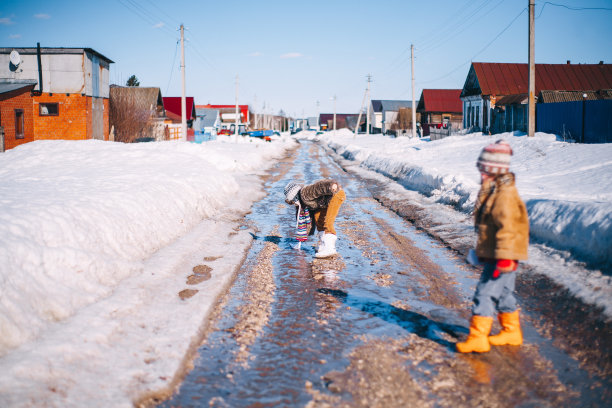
[600,61,604,65]
[566,60,571,64]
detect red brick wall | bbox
[1,92,110,150]
[0,88,35,150]
[33,93,89,141]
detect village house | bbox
[318,113,355,131]
[370,100,414,135]
[416,89,463,136]
[194,107,220,138]
[461,61,612,135]
[109,85,167,142]
[0,45,113,151]
[163,96,196,140]
[198,104,250,134]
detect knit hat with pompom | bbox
[476,139,513,175]
[284,181,303,204]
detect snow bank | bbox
[0,137,296,357]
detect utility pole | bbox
[333,95,337,132]
[354,87,367,138]
[180,24,187,141]
[528,0,535,137]
[235,74,239,141]
[411,44,417,138]
[366,74,372,136]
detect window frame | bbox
[39,103,60,116]
[15,109,24,139]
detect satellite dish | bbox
[9,50,21,67]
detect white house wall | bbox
[0,51,110,97]
[383,111,398,132]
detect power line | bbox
[419,0,506,58]
[142,0,182,26]
[385,0,504,77]
[115,0,177,38]
[165,40,179,95]
[403,6,527,94]
[536,1,612,18]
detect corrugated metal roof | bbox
[465,62,612,97]
[380,100,413,112]
[0,79,37,94]
[0,47,114,63]
[496,93,528,105]
[163,97,195,121]
[417,89,462,112]
[538,89,612,103]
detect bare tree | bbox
[109,89,153,143]
[396,107,413,131]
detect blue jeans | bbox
[472,262,518,317]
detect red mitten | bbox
[493,259,517,278]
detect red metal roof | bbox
[163,97,195,120]
[468,62,612,97]
[418,89,462,113]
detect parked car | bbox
[218,129,233,136]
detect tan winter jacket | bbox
[298,179,340,210]
[474,173,529,261]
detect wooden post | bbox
[528,0,535,136]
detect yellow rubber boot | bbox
[456,315,493,353]
[489,310,523,346]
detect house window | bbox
[39,103,59,116]
[475,106,480,127]
[15,109,24,139]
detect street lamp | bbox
[330,95,337,132]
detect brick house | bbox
[0,46,113,151]
[0,79,37,151]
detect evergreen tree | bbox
[126,75,140,87]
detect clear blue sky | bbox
[2,0,611,118]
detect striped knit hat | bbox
[476,139,513,175]
[284,181,303,204]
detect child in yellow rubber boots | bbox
[457,140,529,353]
[284,179,346,258]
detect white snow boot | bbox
[316,231,326,251]
[315,233,337,258]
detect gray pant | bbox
[472,262,518,317]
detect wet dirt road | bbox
[157,141,611,408]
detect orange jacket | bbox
[474,173,529,261]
